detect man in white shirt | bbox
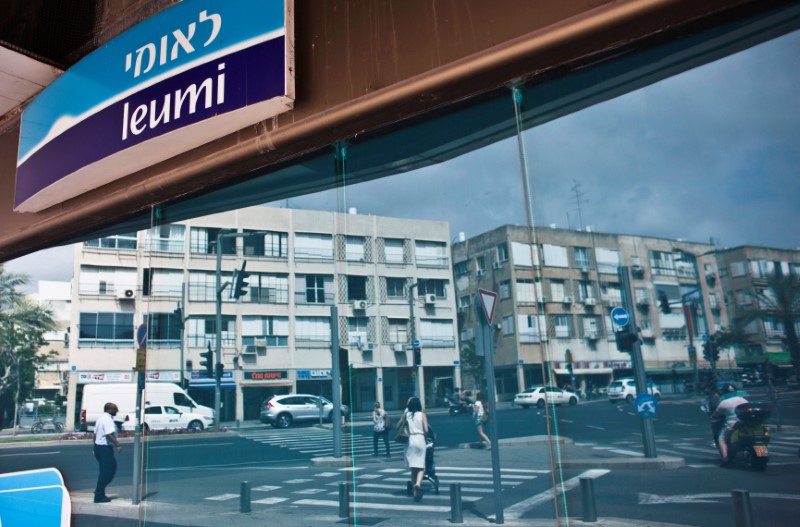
[711,384,748,465]
[93,402,122,503]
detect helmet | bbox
[721,383,737,394]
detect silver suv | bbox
[260,394,350,428]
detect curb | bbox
[559,456,686,470]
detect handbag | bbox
[481,410,489,424]
[394,419,410,443]
[383,412,392,430]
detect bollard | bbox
[339,482,350,518]
[732,489,754,527]
[450,483,463,524]
[580,477,597,522]
[240,481,251,513]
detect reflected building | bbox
[713,246,800,374]
[452,225,731,398]
[66,206,459,429]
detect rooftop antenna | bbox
[570,179,588,231]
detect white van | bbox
[80,382,214,431]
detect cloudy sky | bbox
[7,28,800,286]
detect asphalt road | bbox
[2,390,798,526]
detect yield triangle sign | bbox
[477,288,498,325]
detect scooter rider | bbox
[711,383,748,466]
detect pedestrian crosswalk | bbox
[237,426,396,457]
[203,465,547,514]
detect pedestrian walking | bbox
[396,396,429,501]
[372,401,391,457]
[473,392,491,449]
[93,402,122,503]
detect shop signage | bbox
[245,370,287,381]
[15,0,294,212]
[78,372,133,383]
[77,371,181,383]
[296,369,332,380]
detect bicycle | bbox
[31,417,65,434]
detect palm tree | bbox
[724,272,800,373]
[0,267,56,430]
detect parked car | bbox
[607,378,661,403]
[120,405,214,432]
[260,394,350,428]
[513,386,579,409]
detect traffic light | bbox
[200,342,213,378]
[215,363,224,382]
[702,342,711,362]
[614,329,638,352]
[232,261,251,299]
[703,335,720,363]
[413,346,422,366]
[173,306,184,330]
[657,290,671,314]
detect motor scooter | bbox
[445,398,471,416]
[706,402,770,470]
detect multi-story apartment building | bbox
[65,207,459,429]
[452,225,728,398]
[31,281,71,402]
[713,246,800,372]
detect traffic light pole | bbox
[214,230,273,430]
[409,281,420,397]
[618,267,657,458]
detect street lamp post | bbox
[408,281,422,397]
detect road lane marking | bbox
[293,499,450,512]
[252,485,281,491]
[384,477,523,486]
[147,442,235,450]
[252,497,289,504]
[586,425,605,430]
[435,466,548,474]
[0,451,60,457]
[670,422,696,427]
[357,483,494,493]
[206,493,239,501]
[639,492,800,504]
[339,491,481,502]
[505,469,610,520]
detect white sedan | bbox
[513,386,579,409]
[121,405,214,432]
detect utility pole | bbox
[408,281,421,397]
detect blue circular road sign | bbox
[611,307,631,328]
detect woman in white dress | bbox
[396,396,429,501]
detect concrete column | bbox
[517,363,526,392]
[376,367,384,406]
[235,371,244,425]
[454,363,462,391]
[417,367,426,408]
[65,372,78,432]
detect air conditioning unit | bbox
[636,297,650,306]
[640,329,654,339]
[457,306,467,313]
[562,296,573,304]
[393,343,405,352]
[254,339,267,348]
[353,300,368,310]
[363,343,375,351]
[631,265,645,276]
[580,267,590,274]
[476,269,485,277]
[492,261,502,270]
[587,331,599,340]
[537,295,547,303]
[117,289,135,299]
[424,294,436,304]
[242,345,258,355]
[584,298,597,306]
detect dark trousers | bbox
[373,429,390,455]
[94,444,117,498]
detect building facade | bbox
[65,206,459,429]
[713,246,800,373]
[453,225,729,399]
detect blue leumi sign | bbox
[0,468,71,527]
[15,0,294,213]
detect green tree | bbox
[0,266,56,429]
[723,272,800,373]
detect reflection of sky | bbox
[285,30,800,250]
[8,30,800,284]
